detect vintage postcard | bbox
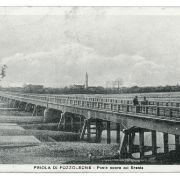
[0,6,180,172]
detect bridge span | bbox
[0,91,180,159]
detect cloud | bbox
[1,41,177,88]
[1,11,180,87]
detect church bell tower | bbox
[85,72,88,89]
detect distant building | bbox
[24,84,44,93]
[87,86,97,91]
[71,72,89,90]
[71,84,85,89]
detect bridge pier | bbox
[70,116,74,131]
[79,118,104,143]
[58,112,65,130]
[107,121,111,144]
[139,129,145,158]
[95,120,103,143]
[78,115,84,133]
[58,112,87,133]
[24,103,29,111]
[129,132,135,155]
[13,100,18,108]
[65,114,74,132]
[163,133,169,154]
[116,123,121,144]
[19,102,26,111]
[25,103,34,112]
[17,101,21,110]
[32,105,37,116]
[38,106,46,116]
[151,130,157,156]
[80,118,88,140]
[6,99,11,107]
[1,97,6,103]
[119,129,129,158]
[9,100,13,108]
[44,108,52,122]
[10,100,15,108]
[43,108,61,123]
[175,135,180,152]
[62,114,67,131]
[87,119,91,142]
[18,102,22,110]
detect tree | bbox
[0,64,7,80]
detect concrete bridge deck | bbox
[0,91,180,134]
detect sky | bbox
[0,7,180,88]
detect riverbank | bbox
[0,141,119,164]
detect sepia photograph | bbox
[0,6,180,172]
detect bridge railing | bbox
[1,92,180,119]
[2,91,180,107]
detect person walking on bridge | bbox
[133,96,139,113]
[141,96,148,105]
[133,96,139,106]
[141,96,148,113]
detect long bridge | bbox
[0,91,180,159]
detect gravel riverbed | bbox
[0,142,119,164]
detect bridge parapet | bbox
[1,91,180,107]
[0,91,180,120]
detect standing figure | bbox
[133,96,139,106]
[141,96,148,105]
[133,96,139,113]
[141,96,148,113]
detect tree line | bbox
[1,84,180,94]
